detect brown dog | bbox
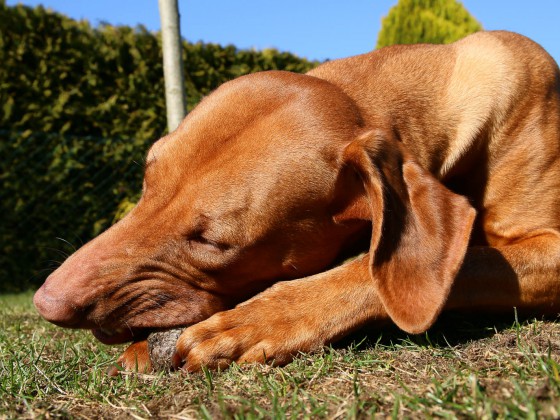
[34,31,560,373]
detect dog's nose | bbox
[33,283,81,327]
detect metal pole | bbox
[158,0,187,132]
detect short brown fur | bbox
[34,31,560,372]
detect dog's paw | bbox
[172,310,296,371]
[107,340,152,376]
[172,284,324,371]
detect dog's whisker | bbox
[55,237,78,253]
[44,247,71,260]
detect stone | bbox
[147,328,183,371]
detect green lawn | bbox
[1,292,560,418]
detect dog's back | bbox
[310,31,560,247]
[309,31,560,178]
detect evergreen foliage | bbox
[0,1,316,291]
[376,0,482,48]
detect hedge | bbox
[0,1,316,291]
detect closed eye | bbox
[185,231,238,272]
[187,233,230,252]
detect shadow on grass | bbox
[335,310,560,351]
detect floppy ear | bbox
[339,131,475,334]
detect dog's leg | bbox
[448,229,560,314]
[172,255,388,371]
[173,231,560,371]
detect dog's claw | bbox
[106,364,121,377]
[171,351,184,370]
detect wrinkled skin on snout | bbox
[33,71,371,356]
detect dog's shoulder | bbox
[444,31,558,146]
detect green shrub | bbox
[376,0,482,48]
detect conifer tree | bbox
[377,0,482,48]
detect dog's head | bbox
[34,71,474,343]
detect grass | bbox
[1,293,560,418]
